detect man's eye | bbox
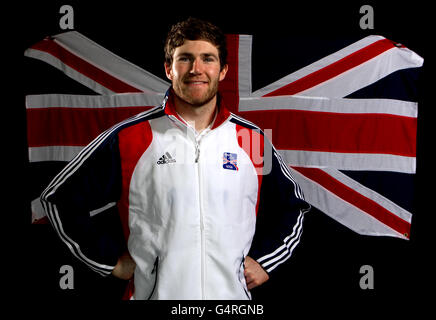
[203,57,215,62]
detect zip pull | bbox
[195,142,200,163]
[151,256,159,274]
[148,256,159,300]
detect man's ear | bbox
[164,62,173,81]
[219,64,228,82]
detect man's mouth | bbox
[184,80,208,86]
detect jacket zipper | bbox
[169,114,206,299]
[147,256,159,300]
[195,142,200,163]
[195,139,206,300]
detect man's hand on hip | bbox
[244,256,269,290]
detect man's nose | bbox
[190,57,203,75]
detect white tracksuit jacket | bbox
[40,89,310,300]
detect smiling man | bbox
[41,17,310,300]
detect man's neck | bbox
[173,94,218,132]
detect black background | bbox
[18,0,432,315]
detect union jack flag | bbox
[25,30,423,241]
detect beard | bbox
[172,74,219,107]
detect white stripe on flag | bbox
[29,146,84,162]
[238,35,253,96]
[89,202,117,217]
[26,92,165,109]
[31,197,46,222]
[239,95,417,117]
[279,149,416,173]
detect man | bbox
[40,17,310,300]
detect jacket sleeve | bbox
[40,131,125,276]
[248,137,311,275]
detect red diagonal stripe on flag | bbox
[292,166,411,238]
[31,38,143,93]
[264,39,396,97]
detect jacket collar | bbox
[163,88,231,130]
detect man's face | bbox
[165,40,228,107]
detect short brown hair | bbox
[164,17,227,70]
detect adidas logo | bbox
[157,152,176,165]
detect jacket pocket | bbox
[147,256,159,300]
